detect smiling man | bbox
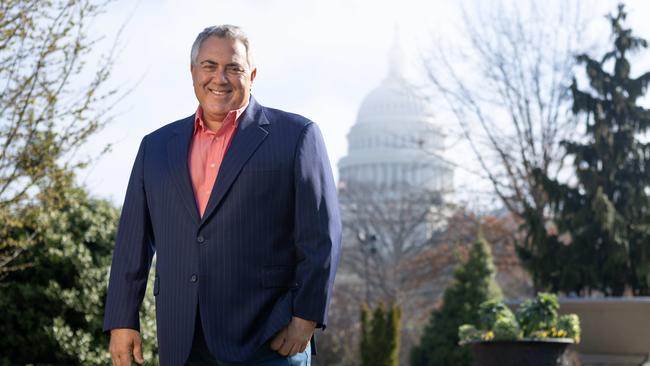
[103,25,341,366]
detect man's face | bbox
[191,36,256,123]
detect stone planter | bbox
[558,297,650,366]
[470,339,574,366]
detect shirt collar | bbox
[194,102,249,134]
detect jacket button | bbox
[190,274,198,283]
[197,236,205,243]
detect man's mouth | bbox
[208,88,231,96]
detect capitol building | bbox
[333,44,459,361]
[337,46,453,193]
[334,40,455,289]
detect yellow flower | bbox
[530,330,549,338]
[482,331,495,341]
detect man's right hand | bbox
[109,328,144,366]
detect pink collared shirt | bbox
[189,104,247,217]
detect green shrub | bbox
[492,318,520,341]
[557,314,581,343]
[458,293,580,345]
[478,299,517,331]
[361,303,401,366]
[411,236,502,366]
[458,325,482,344]
[517,292,559,337]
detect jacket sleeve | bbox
[103,136,155,332]
[292,122,342,329]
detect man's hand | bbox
[270,316,316,356]
[109,328,144,366]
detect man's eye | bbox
[227,66,244,73]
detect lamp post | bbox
[357,230,377,304]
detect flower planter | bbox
[470,338,574,366]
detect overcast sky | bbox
[78,0,650,209]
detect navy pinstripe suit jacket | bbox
[103,97,342,365]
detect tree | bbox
[360,302,402,366]
[319,206,531,366]
[406,209,533,303]
[410,235,502,366]
[338,182,453,365]
[519,4,650,296]
[422,0,588,235]
[0,181,159,365]
[335,188,533,365]
[311,281,361,366]
[0,0,119,277]
[339,182,451,311]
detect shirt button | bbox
[190,274,198,283]
[197,236,205,243]
[210,163,216,168]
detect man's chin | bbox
[204,105,229,115]
[209,101,245,113]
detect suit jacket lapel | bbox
[200,97,269,225]
[167,116,201,224]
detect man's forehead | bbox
[202,36,245,51]
[198,38,246,58]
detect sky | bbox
[77,0,650,209]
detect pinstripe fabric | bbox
[103,97,342,365]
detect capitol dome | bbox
[338,42,453,193]
[356,76,434,125]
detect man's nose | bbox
[215,69,228,83]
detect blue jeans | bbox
[185,315,311,366]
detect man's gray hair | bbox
[190,25,254,68]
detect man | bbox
[103,25,341,366]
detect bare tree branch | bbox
[0,0,126,275]
[420,0,588,224]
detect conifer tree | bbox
[360,304,372,366]
[386,306,401,366]
[519,4,650,296]
[360,302,402,366]
[370,303,388,364]
[410,235,502,366]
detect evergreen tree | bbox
[360,304,372,366]
[360,302,402,366]
[370,303,388,365]
[386,306,402,366]
[518,4,650,296]
[0,179,159,365]
[410,235,502,366]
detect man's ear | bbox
[250,68,257,83]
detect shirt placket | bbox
[207,133,222,194]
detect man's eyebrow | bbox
[226,62,245,67]
[199,60,244,67]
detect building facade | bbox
[338,48,453,192]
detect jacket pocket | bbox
[153,274,160,296]
[262,266,297,289]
